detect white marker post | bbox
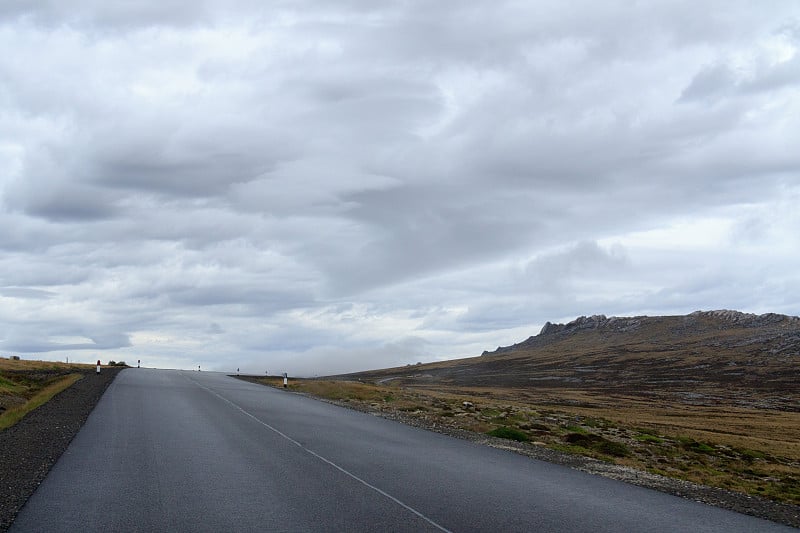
[96,359,101,374]
[283,372,288,388]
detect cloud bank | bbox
[1,1,799,374]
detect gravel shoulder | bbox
[0,367,122,532]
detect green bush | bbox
[635,433,664,444]
[739,449,766,463]
[595,440,631,457]
[564,432,629,457]
[564,432,603,446]
[488,426,529,442]
[681,438,716,454]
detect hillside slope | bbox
[345,310,800,410]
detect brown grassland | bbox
[0,357,94,430]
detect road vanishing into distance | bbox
[10,370,793,532]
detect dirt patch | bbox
[0,367,122,532]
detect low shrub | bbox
[564,432,603,446]
[488,426,529,442]
[680,438,716,454]
[739,449,766,463]
[595,440,631,457]
[564,432,629,457]
[635,433,664,444]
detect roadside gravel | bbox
[0,367,122,532]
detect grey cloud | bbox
[743,54,800,94]
[16,183,119,222]
[167,285,313,311]
[680,57,800,104]
[4,146,121,221]
[87,120,296,198]
[0,287,55,299]
[0,331,131,353]
[243,335,432,377]
[326,184,538,293]
[0,1,214,29]
[679,64,738,103]
[525,241,630,288]
[237,327,341,355]
[0,250,91,286]
[1,1,798,373]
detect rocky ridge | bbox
[482,309,800,356]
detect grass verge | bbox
[0,374,83,430]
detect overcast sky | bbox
[1,1,798,375]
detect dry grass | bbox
[0,373,83,430]
[1,357,95,428]
[0,357,94,372]
[436,386,800,458]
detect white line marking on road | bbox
[185,374,453,533]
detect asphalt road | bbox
[10,370,794,532]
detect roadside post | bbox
[283,372,288,388]
[96,360,101,374]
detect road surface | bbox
[10,370,794,532]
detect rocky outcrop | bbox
[686,309,799,328]
[539,314,644,336]
[482,310,800,356]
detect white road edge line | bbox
[186,374,453,533]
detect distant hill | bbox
[340,310,800,410]
[483,310,800,356]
